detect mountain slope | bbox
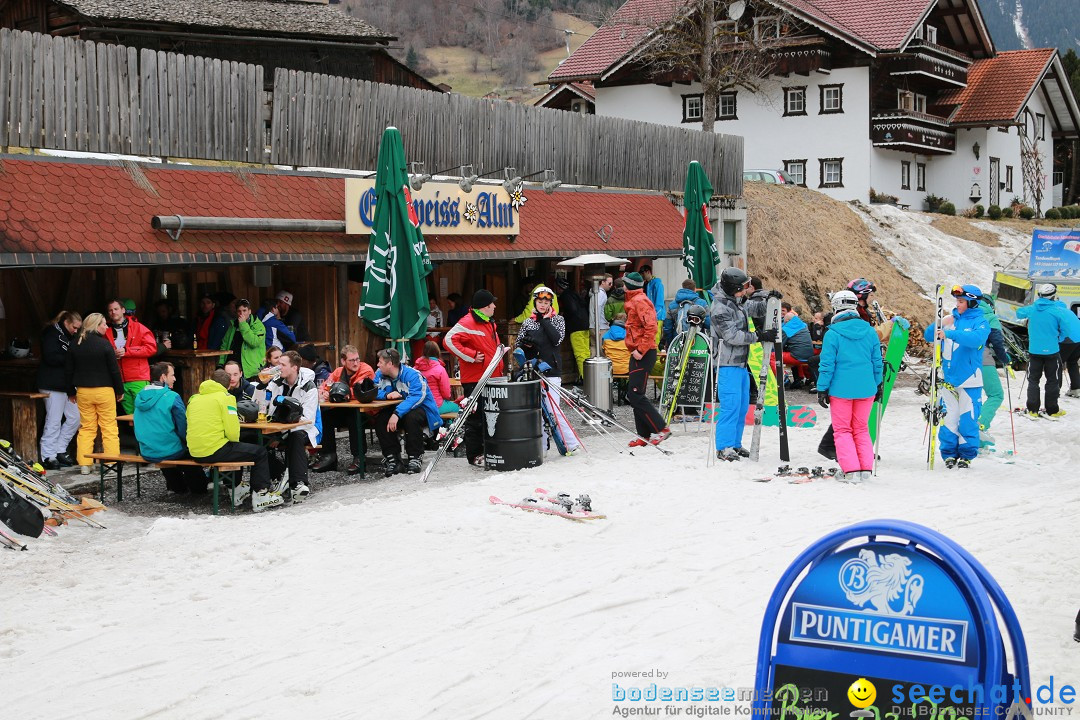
[981,0,1078,51]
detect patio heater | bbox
[558,253,629,412]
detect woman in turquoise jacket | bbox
[816,290,883,482]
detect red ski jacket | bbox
[444,311,503,384]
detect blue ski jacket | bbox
[1015,297,1080,355]
[133,382,187,462]
[782,314,814,362]
[663,288,711,341]
[375,363,442,433]
[923,305,990,388]
[815,311,883,399]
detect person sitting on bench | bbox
[372,349,442,477]
[264,351,320,501]
[187,369,279,512]
[134,361,206,495]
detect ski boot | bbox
[956,458,971,469]
[717,447,741,462]
[944,457,957,469]
[382,455,402,478]
[406,456,423,474]
[733,447,750,458]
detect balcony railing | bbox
[883,40,971,87]
[872,110,956,153]
[905,38,974,65]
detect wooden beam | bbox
[336,263,348,354]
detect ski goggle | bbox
[951,285,978,301]
[534,291,554,302]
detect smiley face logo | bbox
[847,678,876,709]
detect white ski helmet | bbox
[830,290,859,313]
[1037,283,1057,299]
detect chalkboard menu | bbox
[659,330,711,414]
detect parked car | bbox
[743,169,798,185]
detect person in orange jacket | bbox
[104,299,158,414]
[622,273,670,446]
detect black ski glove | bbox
[767,290,783,300]
[875,383,883,402]
[757,328,778,343]
[818,392,830,408]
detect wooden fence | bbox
[0,28,264,162]
[0,28,742,195]
[270,68,743,195]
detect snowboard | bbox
[868,320,910,443]
[489,495,606,521]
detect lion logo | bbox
[838,549,924,616]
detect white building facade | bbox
[548,0,1079,215]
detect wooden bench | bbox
[0,391,48,462]
[87,452,254,515]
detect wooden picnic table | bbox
[319,399,401,475]
[119,414,311,442]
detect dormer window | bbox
[924,25,937,44]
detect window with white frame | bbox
[917,162,926,191]
[901,161,911,190]
[1036,113,1045,141]
[682,94,703,123]
[820,84,843,114]
[753,16,780,42]
[914,94,927,114]
[723,221,740,254]
[1006,166,1013,192]
[924,25,937,43]
[784,87,807,116]
[718,92,737,120]
[784,159,806,186]
[819,158,843,188]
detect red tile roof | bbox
[0,158,685,266]
[548,0,679,82]
[549,0,934,83]
[778,0,932,51]
[938,49,1056,125]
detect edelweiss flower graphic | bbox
[510,191,527,209]
[463,203,479,224]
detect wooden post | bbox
[336,263,349,354]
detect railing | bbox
[905,38,973,65]
[871,110,956,153]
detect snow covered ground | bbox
[855,203,1032,299]
[3,384,1078,719]
[4,208,1077,718]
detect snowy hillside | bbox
[4,208,1077,719]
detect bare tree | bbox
[623,0,795,132]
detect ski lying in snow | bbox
[750,465,840,483]
[489,495,606,521]
[533,487,601,517]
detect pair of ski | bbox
[0,440,107,538]
[489,487,605,521]
[749,296,790,462]
[752,465,841,484]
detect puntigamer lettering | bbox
[790,603,967,661]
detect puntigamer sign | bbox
[345,178,521,236]
[753,520,1031,720]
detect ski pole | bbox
[539,379,586,451]
[1003,365,1017,454]
[872,398,884,476]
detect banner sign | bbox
[345,178,521,236]
[1028,228,1080,280]
[754,521,1030,720]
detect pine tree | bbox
[405,46,419,70]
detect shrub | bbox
[938,202,956,216]
[1019,206,1035,220]
[973,204,985,218]
[1002,206,1014,218]
[869,188,899,204]
[1045,208,1062,220]
[924,194,945,212]
[987,205,1002,220]
[1063,206,1076,219]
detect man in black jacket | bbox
[515,286,579,454]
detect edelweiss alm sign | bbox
[345,178,522,236]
